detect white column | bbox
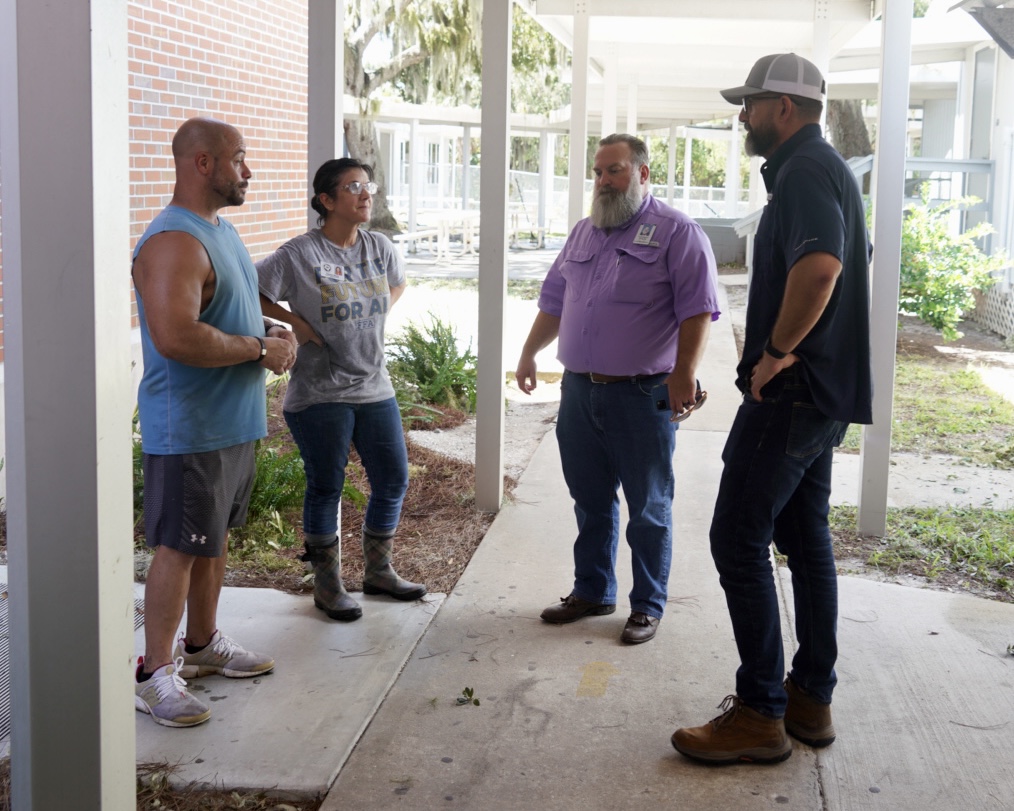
[602,45,618,138]
[682,131,692,208]
[307,0,344,535]
[726,116,741,217]
[1,0,134,807]
[409,118,421,232]
[538,129,553,232]
[626,81,638,135]
[307,0,343,227]
[567,6,590,230]
[475,0,512,512]
[955,50,975,160]
[667,123,678,207]
[812,0,831,130]
[438,133,448,207]
[462,125,473,210]
[858,0,914,536]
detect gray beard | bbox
[591,181,645,229]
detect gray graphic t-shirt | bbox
[256,228,406,411]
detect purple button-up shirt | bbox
[539,195,720,376]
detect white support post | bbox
[475,0,513,512]
[307,0,344,535]
[682,131,692,208]
[1,0,135,807]
[667,122,678,207]
[307,0,343,228]
[568,5,590,230]
[409,118,421,231]
[462,125,473,210]
[626,82,638,135]
[538,129,553,233]
[602,45,618,138]
[812,0,831,131]
[438,133,448,207]
[726,116,741,218]
[858,0,914,537]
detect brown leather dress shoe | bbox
[671,695,792,765]
[540,595,616,624]
[620,611,659,644]
[784,676,836,747]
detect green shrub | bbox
[389,373,448,428]
[899,185,1007,341]
[245,442,306,522]
[387,313,478,412]
[131,395,367,547]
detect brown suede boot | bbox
[671,695,792,765]
[300,538,362,621]
[784,677,836,747]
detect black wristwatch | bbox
[254,336,267,360]
[764,338,788,360]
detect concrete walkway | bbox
[124,260,1014,808]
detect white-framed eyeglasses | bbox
[340,180,378,195]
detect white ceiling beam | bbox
[833,46,976,70]
[534,0,871,22]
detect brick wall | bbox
[0,0,311,340]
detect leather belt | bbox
[578,371,661,384]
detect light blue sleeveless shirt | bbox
[134,205,267,454]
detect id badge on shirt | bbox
[632,223,659,247]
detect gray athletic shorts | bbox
[142,441,257,558]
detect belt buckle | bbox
[588,372,610,384]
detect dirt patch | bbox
[831,525,1013,604]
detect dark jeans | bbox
[710,370,848,717]
[284,397,408,542]
[556,370,676,619]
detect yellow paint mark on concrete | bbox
[577,661,620,698]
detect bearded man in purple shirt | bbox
[516,133,720,645]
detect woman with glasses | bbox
[256,157,426,622]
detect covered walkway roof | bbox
[524,0,875,128]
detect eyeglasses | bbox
[742,94,783,114]
[339,180,378,195]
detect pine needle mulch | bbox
[224,386,516,596]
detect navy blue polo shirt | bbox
[740,123,873,425]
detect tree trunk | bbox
[344,117,401,234]
[827,99,873,192]
[827,99,873,159]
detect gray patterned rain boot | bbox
[361,527,427,601]
[300,537,362,621]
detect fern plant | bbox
[387,313,478,412]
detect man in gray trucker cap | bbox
[671,53,873,765]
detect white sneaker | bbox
[173,630,275,678]
[134,657,211,728]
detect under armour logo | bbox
[190,534,207,545]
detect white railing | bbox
[386,167,753,230]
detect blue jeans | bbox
[556,370,676,619]
[284,397,408,542]
[710,369,847,717]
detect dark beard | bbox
[745,125,778,159]
[215,181,247,207]
[591,182,644,229]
